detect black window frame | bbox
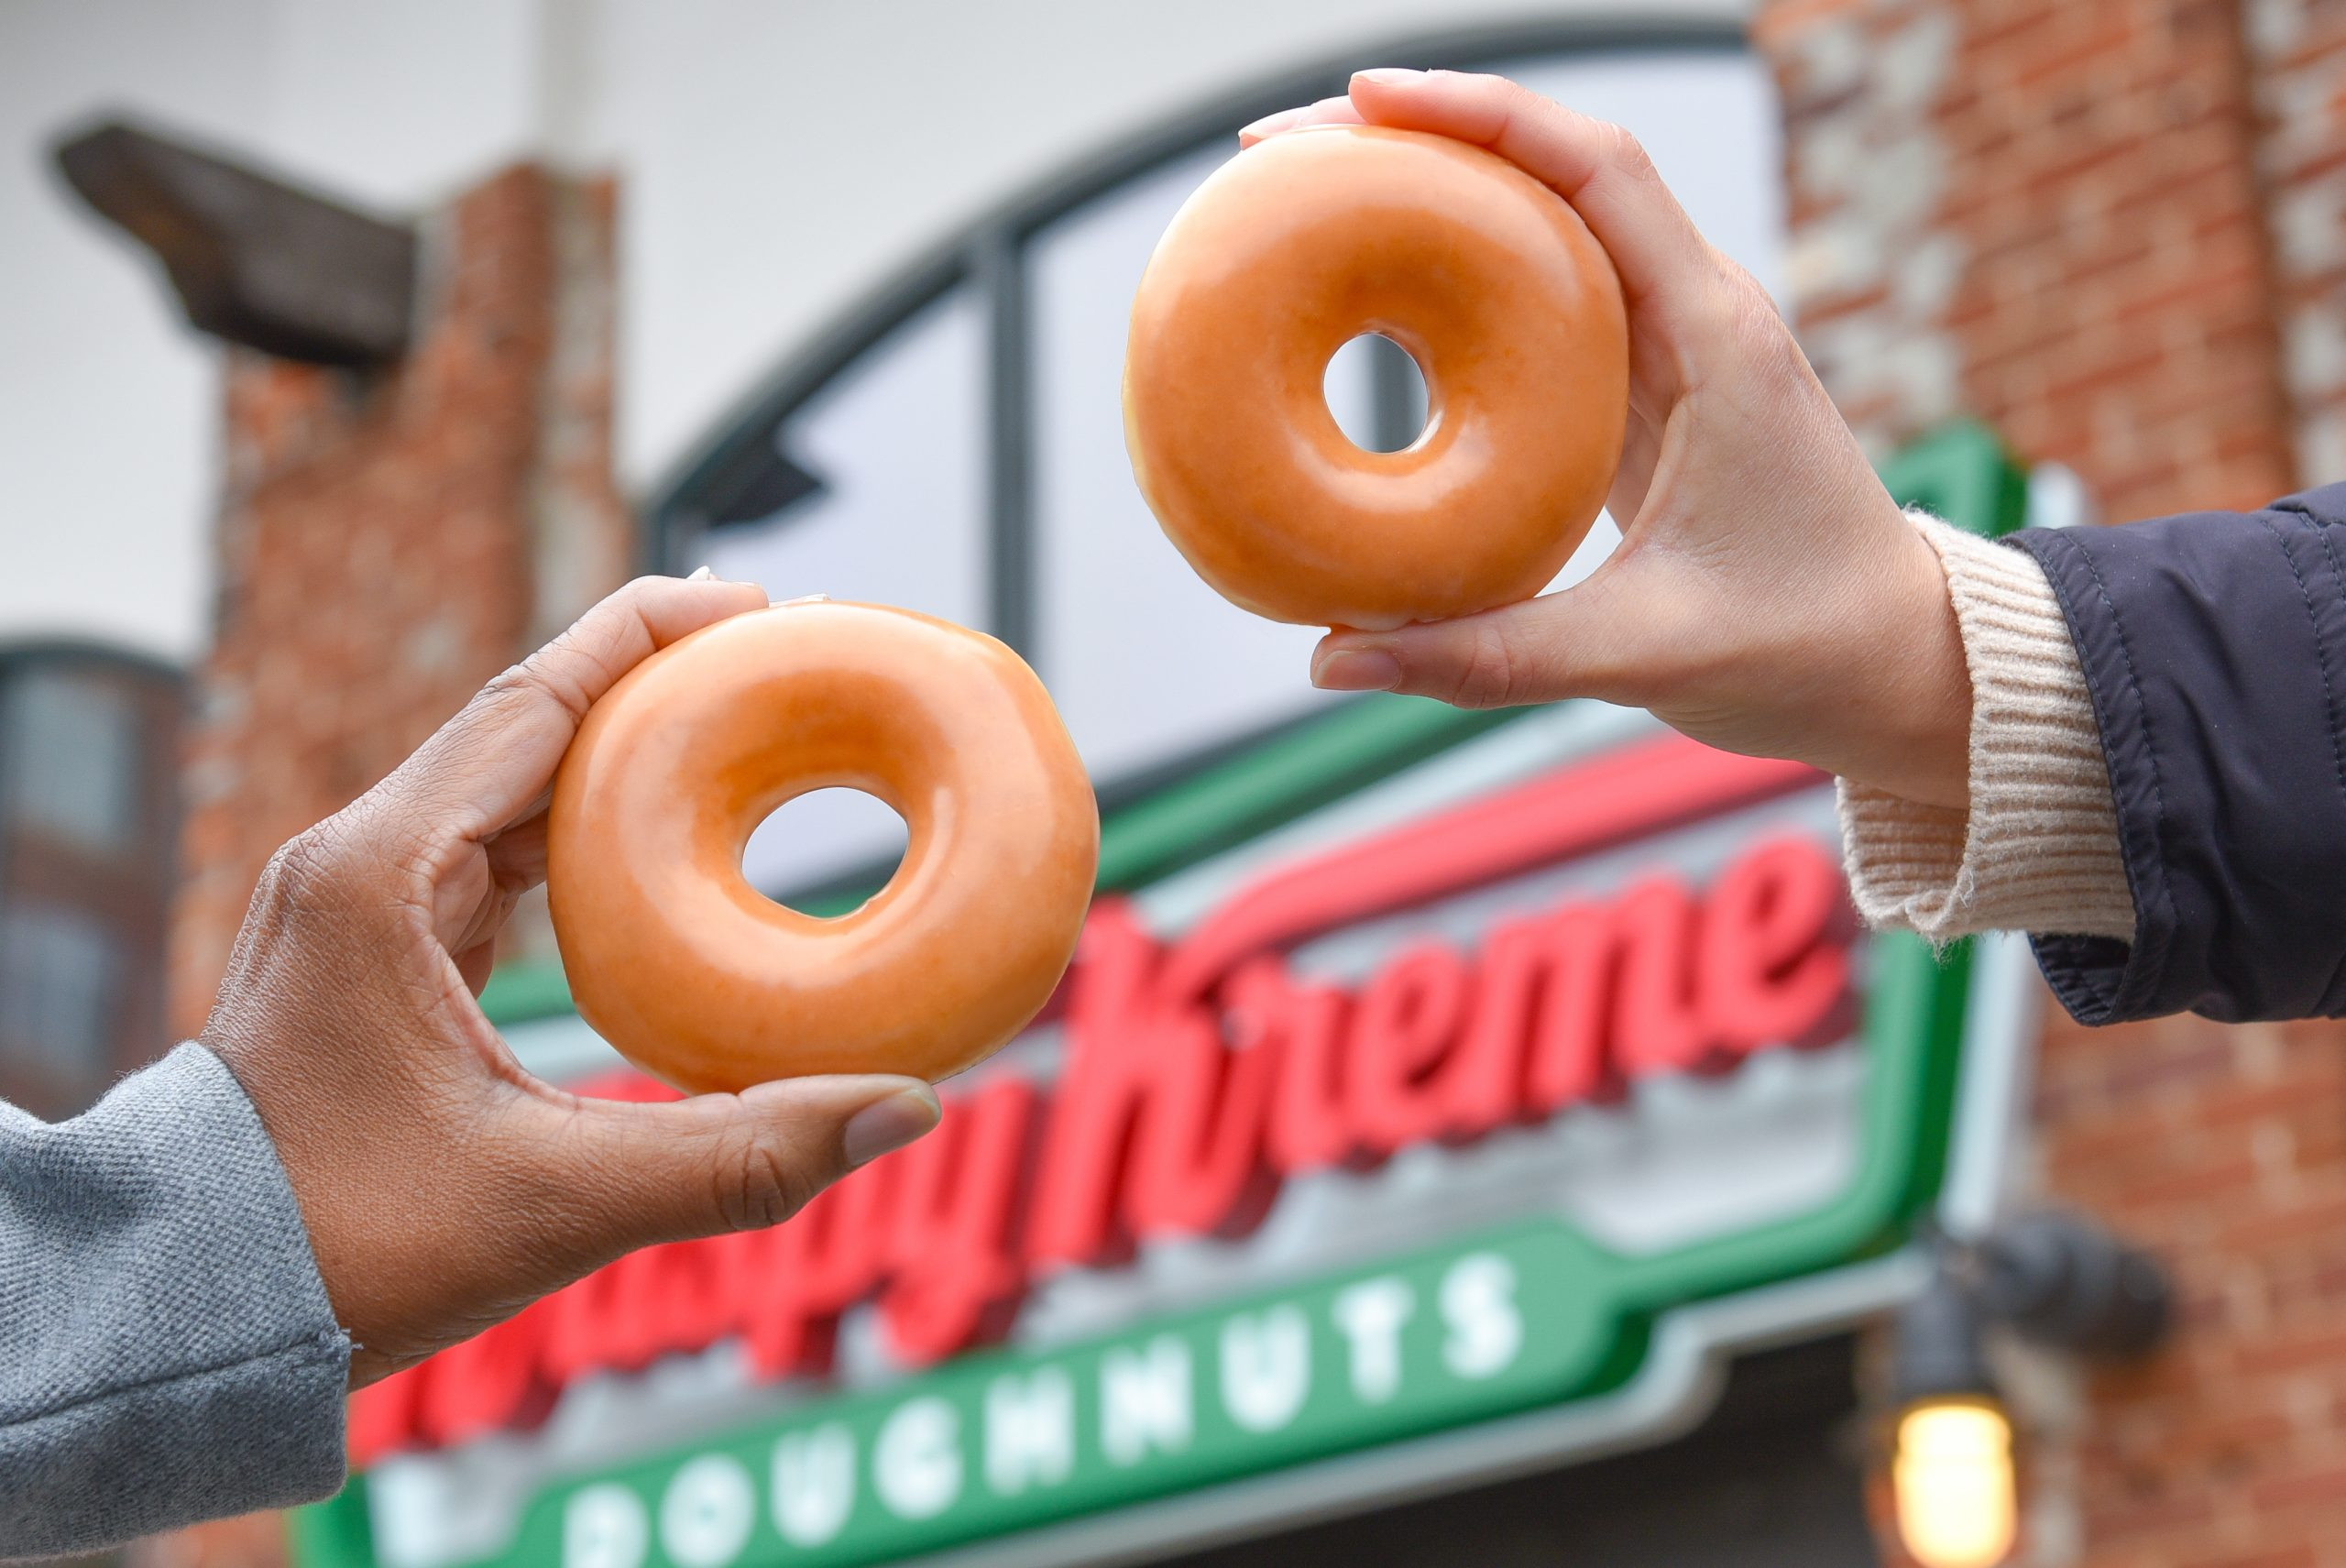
[643,16,1754,666]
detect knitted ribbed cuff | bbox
[1838,515,2135,942]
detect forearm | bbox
[1,1045,350,1558]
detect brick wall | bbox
[1763,0,2299,515]
[165,164,630,1042]
[1760,1,2346,1563]
[133,157,629,1568]
[2251,0,2346,482]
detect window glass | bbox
[0,665,141,858]
[696,285,991,894]
[0,902,121,1078]
[0,651,181,1113]
[661,45,1787,819]
[1509,48,1791,596]
[697,283,990,622]
[1028,146,1359,780]
[743,785,907,908]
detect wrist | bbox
[1826,499,1974,810]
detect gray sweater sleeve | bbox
[2,1043,352,1558]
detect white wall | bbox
[0,0,1750,664]
[2,0,263,666]
[583,0,1752,485]
[0,0,562,663]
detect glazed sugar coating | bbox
[547,600,1100,1092]
[1124,124,1628,630]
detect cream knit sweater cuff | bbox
[1836,516,2136,942]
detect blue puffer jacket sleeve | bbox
[1,1044,352,1558]
[2008,482,2346,1025]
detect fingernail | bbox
[1239,105,1308,142]
[1312,647,1402,692]
[842,1085,941,1168]
[1354,67,1426,87]
[686,565,715,581]
[778,593,830,606]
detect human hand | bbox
[1245,70,1972,809]
[199,576,943,1387]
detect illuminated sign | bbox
[312,408,2040,1564]
[465,1226,1741,1568]
[302,674,1989,1568]
[350,735,1858,1462]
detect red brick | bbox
[2248,1456,2346,1511]
[1755,2,2346,1563]
[165,164,630,1033]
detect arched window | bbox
[649,20,1786,903]
[0,643,183,1117]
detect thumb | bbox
[383,574,767,841]
[530,1075,941,1258]
[1310,586,1626,711]
[1343,69,1717,309]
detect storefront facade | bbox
[30,2,2346,1565]
[282,27,2045,1563]
[303,435,2033,1568]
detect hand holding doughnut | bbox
[548,601,1098,1093]
[1233,71,1967,811]
[1124,122,1629,630]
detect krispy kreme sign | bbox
[313,701,1970,1568]
[355,731,1847,1460]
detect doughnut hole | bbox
[1323,332,1431,454]
[745,786,910,916]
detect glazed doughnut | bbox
[547,601,1098,1093]
[1124,124,1629,630]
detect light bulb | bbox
[1893,1398,2017,1568]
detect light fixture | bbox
[1894,1398,2017,1568]
[1889,1212,2169,1568]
